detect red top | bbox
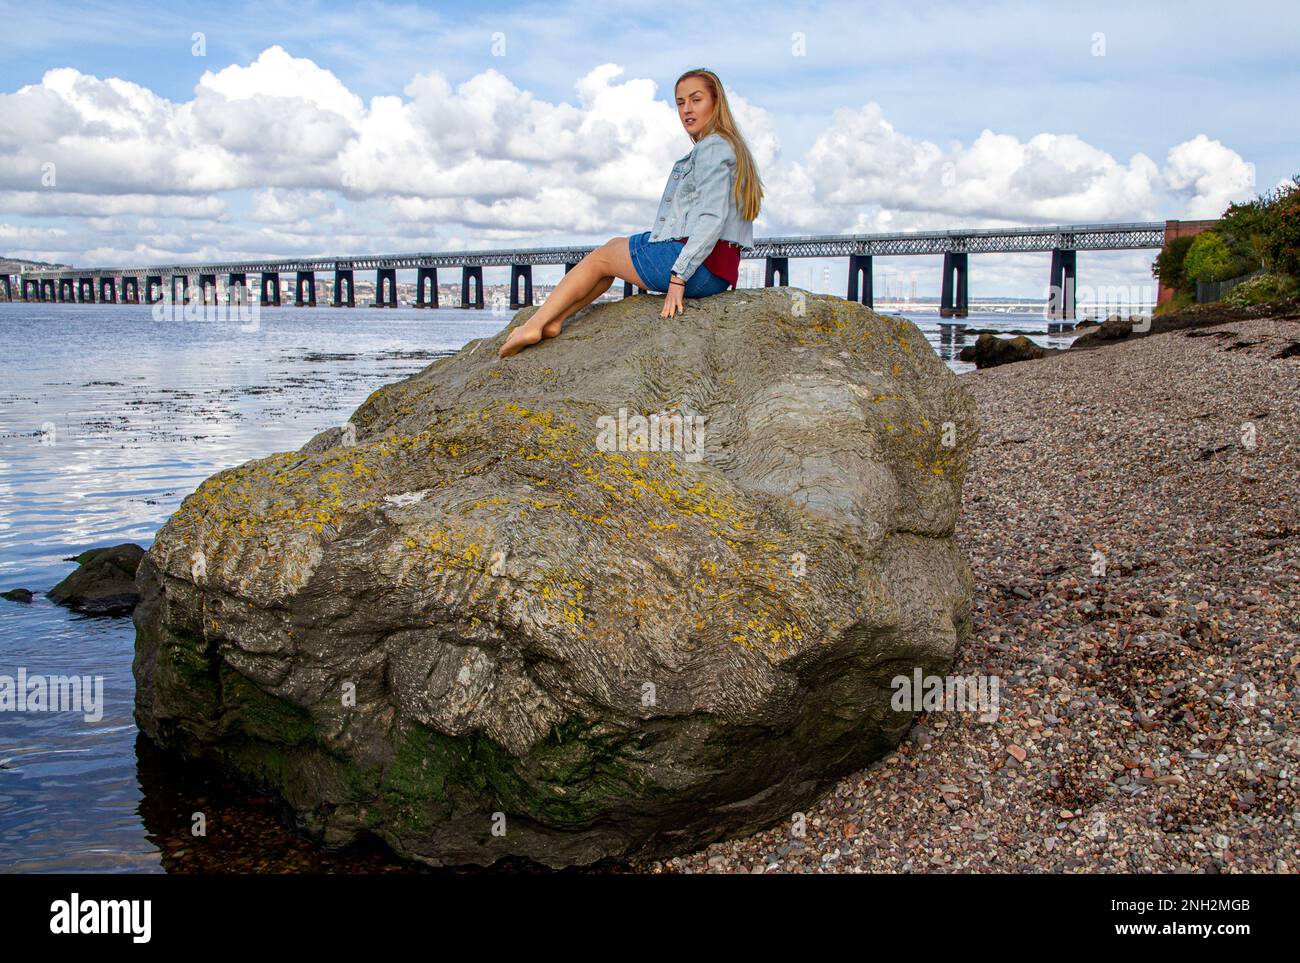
[672,238,740,287]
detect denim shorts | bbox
[628,231,731,297]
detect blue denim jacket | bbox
[648,133,755,283]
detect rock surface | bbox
[49,543,145,615]
[959,333,1057,369]
[132,287,978,868]
[1071,314,1135,349]
[646,314,1299,875]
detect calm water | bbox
[0,298,1068,872]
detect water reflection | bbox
[0,302,499,872]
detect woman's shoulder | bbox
[692,132,736,163]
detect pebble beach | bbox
[638,314,1300,874]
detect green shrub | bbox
[1217,195,1273,275]
[1262,179,1300,278]
[1154,173,1300,302]
[1220,272,1299,307]
[1217,174,1300,279]
[1152,234,1196,296]
[1183,231,1237,283]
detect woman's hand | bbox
[661,280,686,318]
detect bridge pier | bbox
[23,278,40,301]
[1047,248,1076,321]
[295,271,316,307]
[504,265,530,306]
[509,264,533,308]
[55,279,71,302]
[460,266,484,308]
[196,273,215,305]
[1,275,12,301]
[415,267,438,308]
[171,275,190,304]
[98,276,117,303]
[332,269,354,307]
[376,268,398,307]
[764,256,790,287]
[260,272,280,307]
[78,277,96,303]
[145,276,162,304]
[939,252,969,318]
[122,276,140,304]
[226,273,248,306]
[847,254,874,307]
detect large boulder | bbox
[132,287,978,868]
[50,543,145,615]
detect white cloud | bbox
[0,222,71,243]
[247,187,338,223]
[1162,134,1258,218]
[766,102,1222,236]
[0,47,1260,294]
[197,45,365,126]
[0,190,226,219]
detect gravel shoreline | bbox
[634,315,1300,874]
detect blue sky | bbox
[0,0,1294,296]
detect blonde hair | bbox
[674,68,764,222]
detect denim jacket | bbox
[648,132,754,282]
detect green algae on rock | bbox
[132,287,979,868]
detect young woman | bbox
[498,68,764,359]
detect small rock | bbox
[48,543,145,616]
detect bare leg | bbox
[541,274,615,337]
[500,237,644,358]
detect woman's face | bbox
[676,77,714,139]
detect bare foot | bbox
[498,323,543,359]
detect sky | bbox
[0,0,1295,298]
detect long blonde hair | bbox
[675,68,764,222]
